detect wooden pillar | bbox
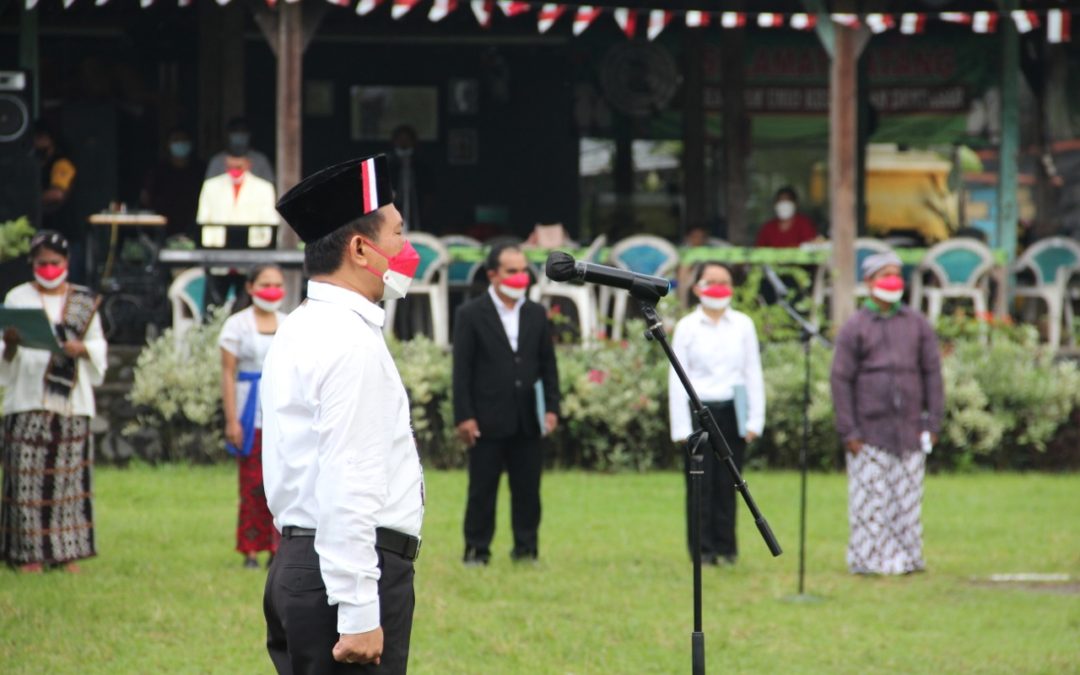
[721,27,748,245]
[197,3,245,160]
[682,29,705,239]
[275,2,303,311]
[997,1,1019,262]
[829,25,859,328]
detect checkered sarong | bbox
[846,443,925,575]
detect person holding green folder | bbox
[0,231,107,573]
[669,262,765,567]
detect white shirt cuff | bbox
[337,599,381,635]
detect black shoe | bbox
[463,547,491,567]
[510,548,538,563]
[243,558,259,569]
[701,554,720,566]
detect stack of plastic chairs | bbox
[601,235,680,340]
[1011,236,1080,349]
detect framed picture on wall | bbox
[349,86,439,141]
[447,128,478,165]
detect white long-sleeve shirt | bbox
[668,307,765,442]
[0,283,107,417]
[261,281,424,635]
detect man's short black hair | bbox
[775,185,798,203]
[693,261,734,285]
[304,210,384,277]
[485,242,522,272]
[225,117,250,133]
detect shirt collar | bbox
[306,280,385,328]
[694,305,733,325]
[487,284,525,314]
[862,297,902,318]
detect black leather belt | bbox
[280,526,421,562]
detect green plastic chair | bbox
[1011,236,1080,348]
[910,239,995,322]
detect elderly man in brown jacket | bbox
[830,251,944,575]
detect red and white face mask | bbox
[871,275,904,304]
[34,263,68,290]
[226,167,246,183]
[252,287,285,312]
[498,272,530,300]
[361,239,421,302]
[698,283,732,311]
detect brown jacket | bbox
[829,305,944,454]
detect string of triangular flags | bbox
[26,0,1075,44]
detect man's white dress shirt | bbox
[488,284,524,351]
[668,306,766,442]
[261,281,424,634]
[195,171,279,248]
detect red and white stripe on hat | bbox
[790,13,816,31]
[391,0,421,19]
[687,10,712,28]
[720,12,744,29]
[757,13,784,28]
[647,9,672,40]
[614,8,637,38]
[865,13,895,34]
[573,5,603,35]
[1047,9,1071,43]
[428,0,457,22]
[1011,10,1039,34]
[972,11,998,34]
[538,3,566,33]
[900,13,926,35]
[497,1,529,18]
[356,0,384,16]
[831,13,860,29]
[471,0,494,27]
[359,157,380,215]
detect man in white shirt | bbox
[668,262,765,566]
[262,154,424,673]
[196,153,279,249]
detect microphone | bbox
[762,264,789,297]
[545,251,670,298]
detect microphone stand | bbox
[767,282,830,600]
[629,278,782,675]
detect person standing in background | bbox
[386,124,434,231]
[755,186,819,248]
[668,262,765,566]
[141,127,205,239]
[830,252,944,576]
[206,117,275,184]
[33,124,86,282]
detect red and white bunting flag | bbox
[686,10,712,28]
[720,12,745,29]
[325,0,349,6]
[831,13,860,29]
[25,0,38,9]
[614,8,637,38]
[865,14,894,34]
[391,0,421,19]
[573,5,603,35]
[757,13,784,28]
[356,0,385,16]
[1047,9,1071,43]
[790,13,816,31]
[180,0,193,7]
[63,0,76,8]
[972,11,997,34]
[938,12,971,25]
[497,1,530,18]
[647,9,671,40]
[538,4,566,33]
[899,13,926,35]
[428,0,457,22]
[1011,10,1039,34]
[472,0,495,28]
[95,0,109,6]
[141,0,154,7]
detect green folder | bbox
[0,307,63,354]
[733,384,748,439]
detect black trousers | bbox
[463,433,542,556]
[264,534,415,675]
[684,402,746,558]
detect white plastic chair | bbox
[909,238,995,322]
[531,235,606,344]
[1011,236,1080,349]
[384,232,451,347]
[167,267,206,344]
[811,238,895,312]
[601,235,680,340]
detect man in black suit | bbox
[453,243,560,565]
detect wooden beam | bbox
[997,0,1019,262]
[18,4,39,119]
[829,25,859,329]
[721,26,748,245]
[682,28,705,239]
[276,3,303,260]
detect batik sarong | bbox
[846,443,925,575]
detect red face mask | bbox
[35,264,67,281]
[873,275,904,292]
[500,272,531,289]
[254,287,285,302]
[227,167,245,181]
[699,284,732,299]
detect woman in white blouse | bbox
[219,264,287,568]
[669,262,765,567]
[0,231,108,573]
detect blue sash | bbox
[226,371,261,458]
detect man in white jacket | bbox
[196,154,279,249]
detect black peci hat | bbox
[275,154,394,244]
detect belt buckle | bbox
[409,536,421,562]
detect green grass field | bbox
[2,465,1078,674]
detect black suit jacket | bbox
[452,291,561,440]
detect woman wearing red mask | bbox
[0,230,108,573]
[218,264,287,568]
